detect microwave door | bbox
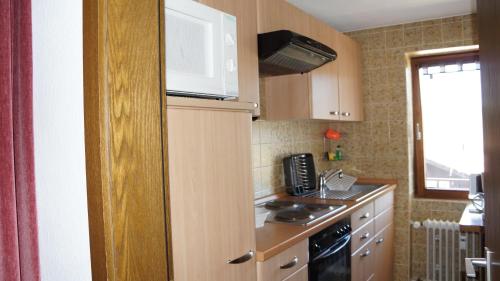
[165,0,224,96]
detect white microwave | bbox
[165,0,239,99]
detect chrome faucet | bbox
[318,168,343,198]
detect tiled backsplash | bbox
[252,120,333,198]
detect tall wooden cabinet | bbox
[166,99,257,281]
[199,0,260,116]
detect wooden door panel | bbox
[337,33,364,121]
[167,107,256,281]
[373,224,394,281]
[478,0,500,278]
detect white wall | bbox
[32,1,92,280]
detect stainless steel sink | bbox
[305,184,385,201]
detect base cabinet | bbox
[351,192,394,281]
[257,239,309,281]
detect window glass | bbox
[418,65,483,191]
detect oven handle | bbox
[311,235,351,262]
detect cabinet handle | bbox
[227,250,254,264]
[329,111,339,116]
[341,112,351,117]
[360,212,370,219]
[253,103,259,108]
[360,232,370,240]
[280,256,298,269]
[376,238,384,244]
[360,249,371,258]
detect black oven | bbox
[308,218,351,281]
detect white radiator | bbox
[422,219,482,281]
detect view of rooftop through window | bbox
[418,61,483,191]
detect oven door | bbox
[309,234,351,281]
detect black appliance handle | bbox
[312,235,351,262]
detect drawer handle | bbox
[341,112,351,117]
[329,111,339,116]
[360,232,370,240]
[376,238,384,244]
[360,249,371,258]
[227,250,254,264]
[360,212,370,219]
[280,256,298,269]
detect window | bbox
[411,51,483,199]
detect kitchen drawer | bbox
[351,243,375,281]
[351,202,374,231]
[374,191,393,216]
[374,207,393,235]
[282,265,308,281]
[351,219,374,253]
[257,239,309,281]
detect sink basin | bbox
[305,183,385,201]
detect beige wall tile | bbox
[442,21,464,42]
[423,24,442,44]
[404,27,423,46]
[386,29,404,48]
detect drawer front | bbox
[351,219,374,253]
[374,191,393,216]
[374,207,393,234]
[351,202,374,231]
[282,265,308,281]
[351,243,375,281]
[257,239,309,281]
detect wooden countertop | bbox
[255,178,397,261]
[459,203,484,233]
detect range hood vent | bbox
[258,30,337,76]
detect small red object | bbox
[325,129,341,140]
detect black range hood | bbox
[258,30,337,76]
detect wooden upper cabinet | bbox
[257,0,311,35]
[309,18,340,120]
[167,104,256,281]
[199,0,260,116]
[256,0,363,122]
[337,32,364,121]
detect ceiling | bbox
[287,0,477,32]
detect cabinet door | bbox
[262,74,311,120]
[167,107,256,281]
[200,0,260,116]
[337,32,364,121]
[309,18,340,120]
[373,224,394,281]
[257,0,311,35]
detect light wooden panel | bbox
[337,32,364,121]
[373,224,394,281]
[257,239,308,281]
[257,0,311,35]
[83,0,169,280]
[309,18,340,120]
[200,0,260,116]
[167,107,256,281]
[262,74,311,120]
[282,265,308,281]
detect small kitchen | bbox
[83,0,485,281]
